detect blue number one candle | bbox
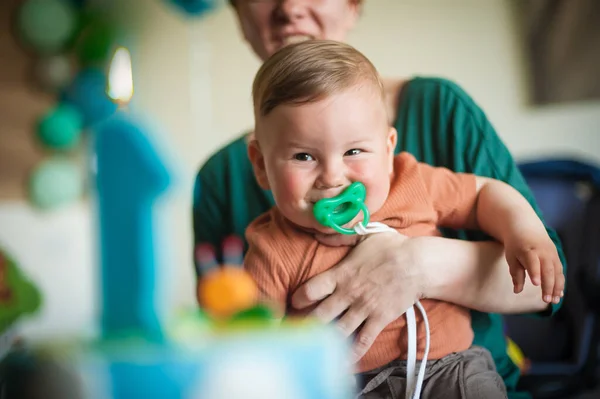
[94,47,171,342]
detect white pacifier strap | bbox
[408,301,430,399]
[354,222,430,399]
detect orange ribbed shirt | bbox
[245,152,478,372]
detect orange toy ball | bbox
[197,266,259,319]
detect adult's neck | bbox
[381,78,407,125]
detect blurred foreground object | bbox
[0,248,42,336]
[197,266,259,320]
[0,323,353,399]
[0,247,41,370]
[195,237,265,321]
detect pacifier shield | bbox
[313,182,370,235]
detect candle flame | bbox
[107,47,133,105]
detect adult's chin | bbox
[257,40,283,60]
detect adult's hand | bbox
[291,232,550,362]
[291,232,427,362]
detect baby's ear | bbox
[386,127,398,172]
[247,139,270,189]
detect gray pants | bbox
[356,346,507,399]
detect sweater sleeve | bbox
[396,152,478,230]
[244,210,296,316]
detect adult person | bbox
[192,2,566,398]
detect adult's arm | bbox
[291,232,550,361]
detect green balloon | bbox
[17,0,77,54]
[37,104,83,150]
[29,157,83,210]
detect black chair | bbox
[504,159,600,399]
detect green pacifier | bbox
[313,182,370,235]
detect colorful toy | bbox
[195,240,261,320]
[198,265,259,319]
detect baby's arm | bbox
[408,155,563,307]
[468,177,564,303]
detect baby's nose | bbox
[315,161,346,189]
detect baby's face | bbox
[253,83,396,234]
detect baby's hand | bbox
[505,234,564,304]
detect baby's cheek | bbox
[365,182,389,214]
[358,171,391,213]
[277,171,305,203]
[351,163,390,213]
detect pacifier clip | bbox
[314,182,431,399]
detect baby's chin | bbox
[290,222,360,247]
[313,232,360,247]
[284,209,364,247]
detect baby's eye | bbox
[345,148,362,156]
[293,153,314,161]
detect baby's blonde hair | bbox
[252,40,384,118]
